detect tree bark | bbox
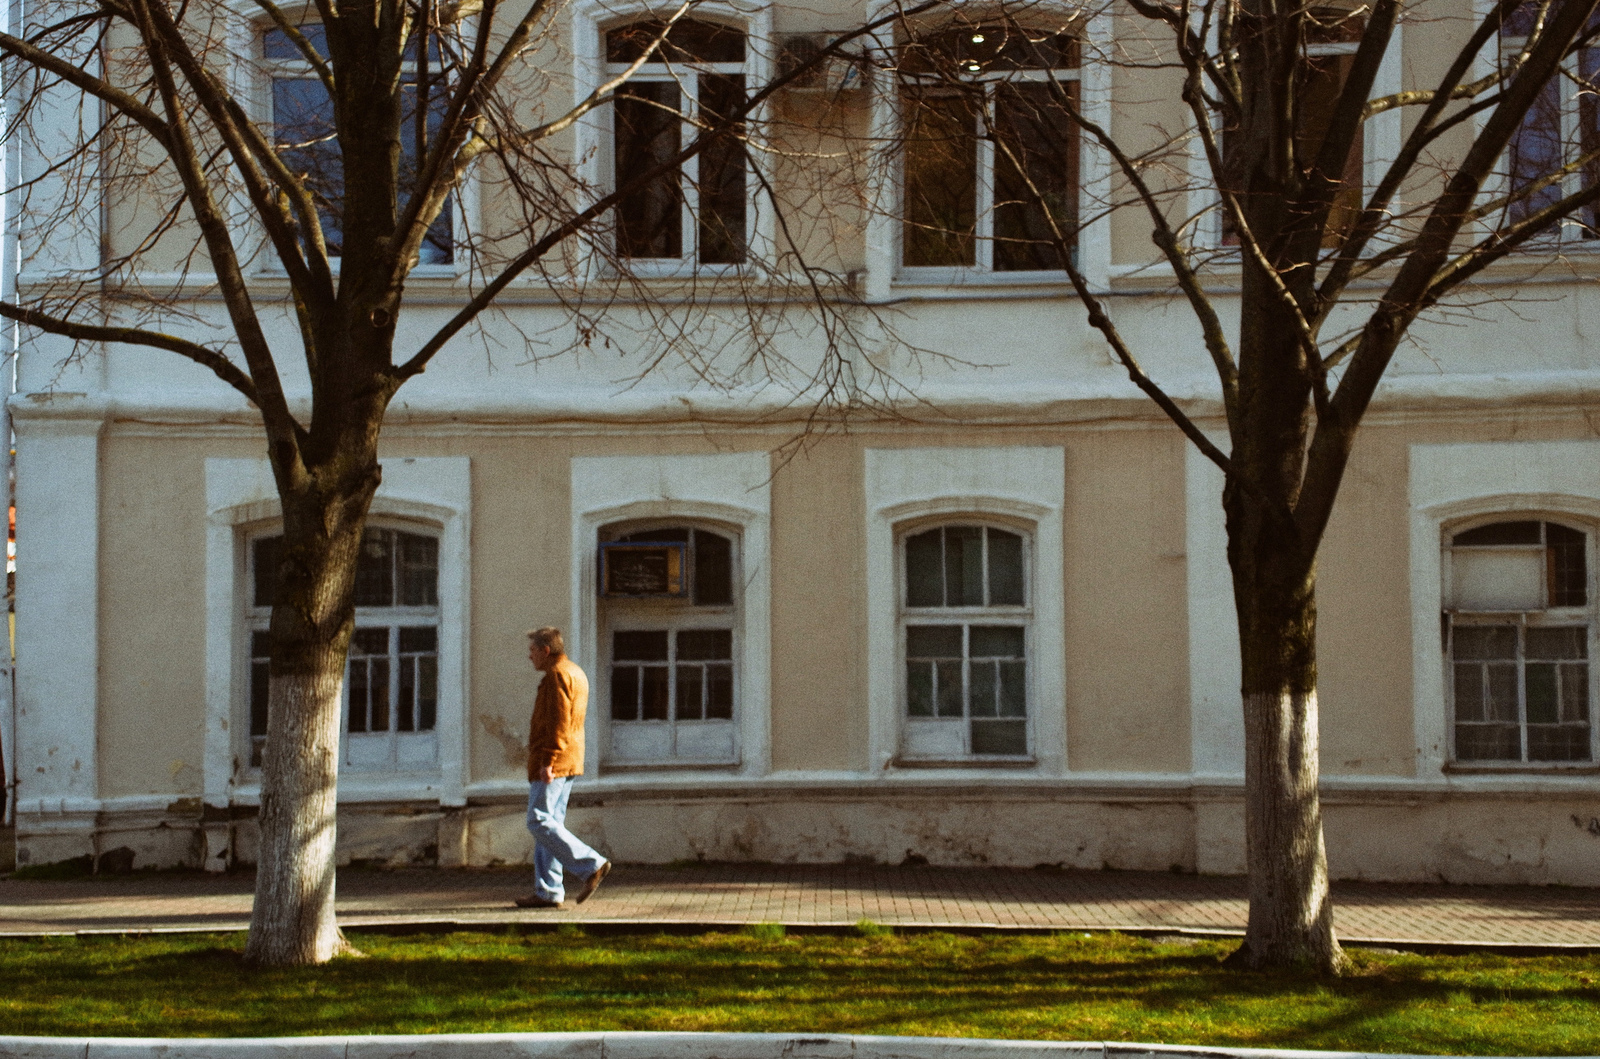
[243,461,381,966]
[1224,481,1349,975]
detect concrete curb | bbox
[0,1031,1586,1059]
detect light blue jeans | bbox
[526,776,607,902]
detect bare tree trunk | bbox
[244,463,380,966]
[1225,484,1349,974]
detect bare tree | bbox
[879,0,1600,971]
[0,0,919,965]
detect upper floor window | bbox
[248,526,441,770]
[599,524,740,766]
[1220,8,1364,248]
[265,20,455,264]
[1500,4,1600,241]
[896,19,1080,275]
[1444,518,1594,765]
[900,523,1031,759]
[605,19,750,268]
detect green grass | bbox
[1,930,1598,1052]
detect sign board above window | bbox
[600,542,688,597]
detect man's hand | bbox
[537,763,555,784]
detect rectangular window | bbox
[606,20,750,268]
[265,22,455,264]
[898,24,1080,274]
[1501,6,1600,239]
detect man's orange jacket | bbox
[528,655,589,779]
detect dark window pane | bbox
[349,659,371,733]
[612,666,640,721]
[399,625,437,653]
[250,656,271,739]
[971,718,1027,755]
[902,24,1079,74]
[264,22,328,60]
[1295,46,1362,247]
[620,527,691,543]
[606,19,745,63]
[946,526,984,606]
[935,659,964,717]
[678,628,732,661]
[1526,625,1586,660]
[987,529,1024,605]
[903,91,977,267]
[1528,724,1592,762]
[418,655,437,730]
[369,658,390,732]
[397,532,439,606]
[1487,663,1519,722]
[907,624,962,657]
[907,661,935,716]
[1455,723,1522,761]
[906,529,945,607]
[641,666,670,720]
[1582,46,1600,238]
[706,663,734,719]
[970,625,1025,658]
[999,660,1027,717]
[253,536,283,607]
[676,666,705,720]
[614,630,669,661]
[1453,663,1486,722]
[399,84,455,264]
[1453,625,1517,660]
[355,529,395,607]
[1454,521,1542,547]
[970,660,998,717]
[1546,522,1587,607]
[273,76,343,255]
[615,82,683,259]
[993,82,1078,271]
[697,75,747,265]
[398,656,417,732]
[1509,75,1565,225]
[352,627,390,655]
[1527,662,1560,724]
[1562,662,1589,722]
[693,529,733,605]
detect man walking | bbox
[515,626,611,909]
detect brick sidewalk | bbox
[2,864,1598,947]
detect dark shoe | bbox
[574,861,611,905]
[514,894,563,909]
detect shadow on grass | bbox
[0,932,1597,1054]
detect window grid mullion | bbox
[683,74,702,266]
[975,87,996,271]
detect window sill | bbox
[601,759,741,773]
[1442,762,1600,775]
[890,755,1036,770]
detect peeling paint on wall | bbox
[480,714,527,769]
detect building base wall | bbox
[11,785,1600,886]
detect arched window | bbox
[599,523,740,766]
[247,525,441,770]
[896,16,1081,274]
[900,523,1031,759]
[605,18,750,267]
[1444,518,1594,764]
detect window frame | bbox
[1441,513,1600,770]
[253,11,463,276]
[597,520,744,769]
[896,519,1036,764]
[242,520,445,774]
[1492,11,1600,246]
[574,0,774,280]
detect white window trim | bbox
[860,0,1113,300]
[570,452,773,777]
[864,446,1066,774]
[1410,441,1600,779]
[202,457,472,809]
[1188,8,1402,253]
[573,0,776,280]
